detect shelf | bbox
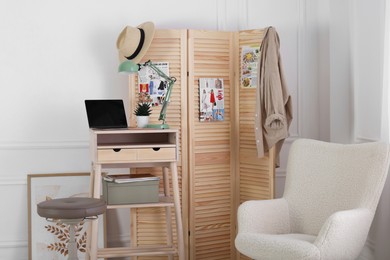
[97,246,177,258]
[106,196,174,209]
[97,143,176,149]
[93,130,178,150]
[92,128,175,134]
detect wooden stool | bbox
[37,197,106,260]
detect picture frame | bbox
[199,78,225,122]
[138,61,170,106]
[27,172,104,260]
[241,45,260,88]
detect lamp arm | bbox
[158,79,175,123]
[142,60,176,124]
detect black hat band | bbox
[125,28,145,60]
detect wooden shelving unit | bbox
[86,128,184,260]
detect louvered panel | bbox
[235,29,274,260]
[130,168,182,260]
[129,29,187,260]
[188,30,235,260]
[132,165,182,260]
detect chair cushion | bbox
[37,197,106,219]
[235,233,319,260]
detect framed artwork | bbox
[138,61,170,107]
[199,78,225,122]
[241,45,260,88]
[27,172,104,260]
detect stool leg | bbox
[67,222,79,260]
[61,219,82,260]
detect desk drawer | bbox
[137,148,176,161]
[97,149,137,162]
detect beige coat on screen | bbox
[255,27,292,166]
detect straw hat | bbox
[116,21,155,63]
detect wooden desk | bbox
[86,128,184,260]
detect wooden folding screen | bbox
[128,28,273,260]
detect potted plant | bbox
[134,92,152,128]
[134,103,152,116]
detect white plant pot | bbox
[136,116,149,128]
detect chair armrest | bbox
[314,208,374,259]
[237,198,290,234]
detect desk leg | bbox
[170,162,185,260]
[92,164,102,198]
[163,166,174,260]
[88,163,95,198]
[86,164,102,260]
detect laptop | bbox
[85,99,128,129]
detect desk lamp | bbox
[119,59,176,129]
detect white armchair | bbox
[235,139,390,260]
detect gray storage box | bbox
[102,174,160,205]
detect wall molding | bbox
[350,0,358,143]
[354,136,380,143]
[107,233,131,245]
[216,0,227,31]
[296,0,306,139]
[238,0,248,30]
[0,177,27,186]
[0,140,89,150]
[217,0,247,31]
[286,136,300,143]
[275,169,287,179]
[0,240,27,248]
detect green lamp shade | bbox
[118,60,139,74]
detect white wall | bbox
[351,0,386,142]
[323,0,387,259]
[0,0,313,258]
[325,0,385,144]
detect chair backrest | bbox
[283,139,390,235]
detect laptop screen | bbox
[85,99,128,129]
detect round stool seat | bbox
[37,197,106,219]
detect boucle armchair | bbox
[235,139,390,260]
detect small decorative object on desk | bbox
[134,92,152,127]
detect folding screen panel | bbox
[234,28,274,260]
[187,30,236,260]
[128,29,188,260]
[235,28,274,202]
